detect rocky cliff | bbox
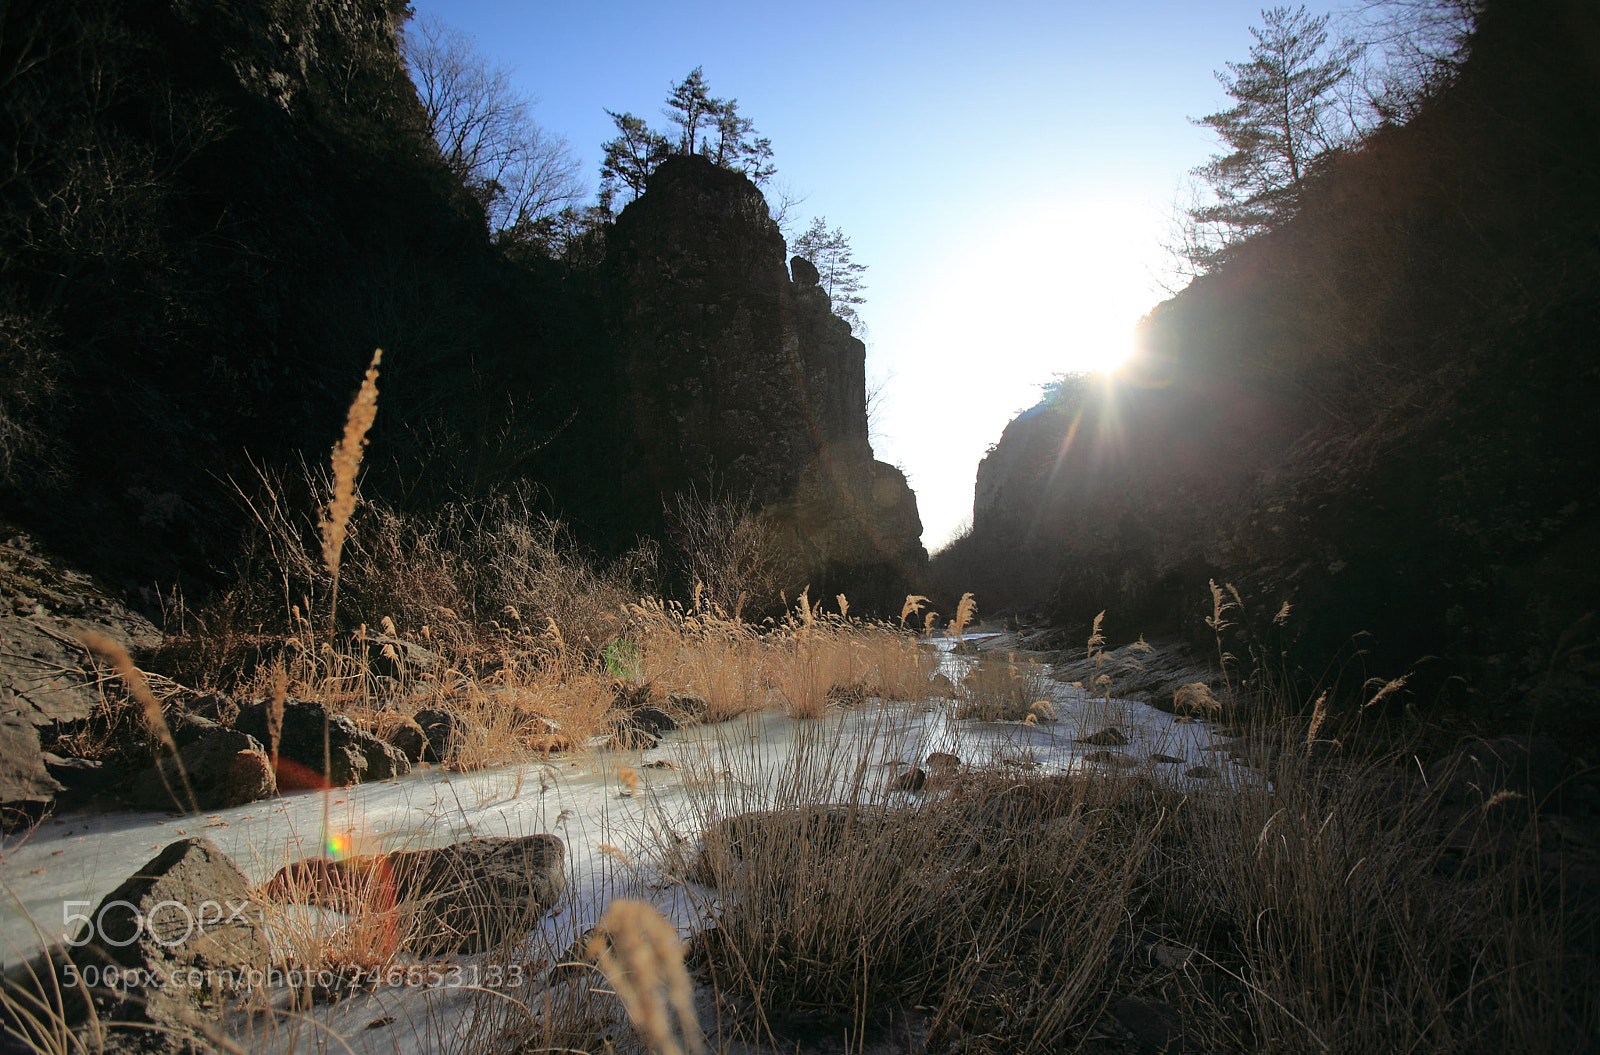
[607,156,926,610]
[941,0,1600,736]
[0,0,923,619]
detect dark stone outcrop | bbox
[607,156,927,612]
[411,706,476,763]
[1,527,162,820]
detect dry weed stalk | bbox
[319,347,382,634]
[588,899,703,1055]
[77,630,196,811]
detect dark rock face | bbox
[0,712,61,817]
[1,527,162,819]
[607,156,926,611]
[266,834,566,954]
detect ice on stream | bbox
[1,641,1234,1052]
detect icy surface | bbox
[1,644,1234,1052]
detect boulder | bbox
[384,716,429,763]
[130,730,276,811]
[1077,726,1130,746]
[627,705,677,740]
[71,838,270,1034]
[411,707,474,764]
[235,698,407,788]
[360,737,410,781]
[265,834,566,954]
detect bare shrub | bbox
[664,488,800,618]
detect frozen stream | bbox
[0,642,1232,1051]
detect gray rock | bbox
[265,834,566,954]
[131,730,276,811]
[1185,765,1221,780]
[360,736,410,781]
[1078,726,1130,746]
[1149,753,1186,764]
[0,711,61,815]
[72,838,270,1035]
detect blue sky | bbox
[407,0,1329,548]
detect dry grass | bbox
[953,652,1052,721]
[663,706,1600,1055]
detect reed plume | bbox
[588,899,703,1055]
[948,591,976,642]
[320,347,382,634]
[899,594,929,628]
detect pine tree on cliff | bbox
[600,68,775,210]
[1183,5,1363,269]
[791,218,867,334]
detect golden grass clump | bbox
[629,598,770,722]
[665,691,1600,1055]
[953,652,1050,721]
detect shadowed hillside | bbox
[937,0,1600,736]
